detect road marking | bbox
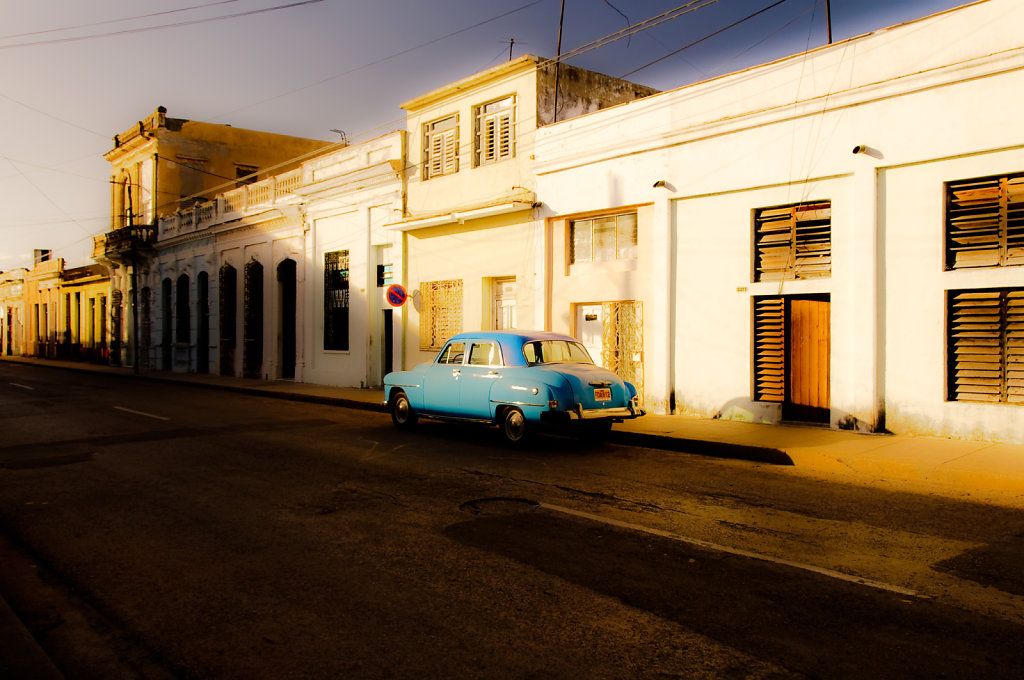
[114,406,170,421]
[9,383,35,390]
[539,502,922,598]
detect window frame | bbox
[569,212,639,266]
[944,172,1024,270]
[323,250,350,352]
[946,287,1024,404]
[422,114,459,180]
[752,200,831,282]
[419,279,463,351]
[474,95,515,167]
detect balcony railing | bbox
[93,225,156,264]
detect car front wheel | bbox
[390,391,418,430]
[500,407,529,444]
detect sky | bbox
[0,0,970,272]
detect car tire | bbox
[500,407,529,444]
[390,391,418,430]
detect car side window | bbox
[468,341,501,366]
[437,342,465,365]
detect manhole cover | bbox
[459,497,540,516]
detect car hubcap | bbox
[506,410,525,440]
[395,398,409,422]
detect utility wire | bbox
[0,0,239,40]
[0,0,324,51]
[620,0,792,78]
[215,0,548,118]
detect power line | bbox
[0,0,240,40]
[0,0,324,51]
[620,0,793,78]
[214,0,549,118]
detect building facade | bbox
[533,0,1024,442]
[384,55,657,370]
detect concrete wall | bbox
[534,0,1024,442]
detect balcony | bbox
[92,224,156,265]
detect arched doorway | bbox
[197,271,209,374]
[161,278,172,370]
[219,265,237,376]
[277,259,296,379]
[243,261,264,379]
[176,274,190,371]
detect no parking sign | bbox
[386,284,407,307]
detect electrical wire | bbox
[620,0,793,78]
[0,0,324,51]
[0,0,240,40]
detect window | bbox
[468,341,501,366]
[947,288,1024,403]
[437,342,465,365]
[235,164,258,187]
[419,279,462,350]
[493,277,516,329]
[570,212,638,265]
[324,251,349,351]
[945,173,1024,269]
[423,115,458,179]
[753,201,831,282]
[475,96,514,166]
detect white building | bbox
[534,0,1024,443]
[148,131,405,386]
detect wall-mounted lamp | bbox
[652,180,668,188]
[852,145,870,155]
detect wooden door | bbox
[785,297,830,422]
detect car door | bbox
[458,340,503,419]
[422,341,464,416]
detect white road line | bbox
[9,383,35,390]
[539,502,922,598]
[113,406,170,421]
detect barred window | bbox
[945,173,1024,269]
[475,96,514,166]
[423,115,458,180]
[947,288,1024,403]
[570,213,638,265]
[753,201,831,282]
[324,251,349,351]
[419,279,462,351]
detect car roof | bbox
[446,330,578,344]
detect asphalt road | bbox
[2,361,1024,679]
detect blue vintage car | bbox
[383,330,644,443]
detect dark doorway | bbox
[161,278,172,370]
[383,309,393,377]
[197,271,209,374]
[243,261,264,379]
[219,265,237,376]
[277,259,296,380]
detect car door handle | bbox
[451,369,461,376]
[488,370,500,376]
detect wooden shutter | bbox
[1007,290,1024,403]
[754,202,831,281]
[754,297,785,402]
[946,174,1024,269]
[948,288,1024,403]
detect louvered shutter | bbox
[1007,290,1024,403]
[754,202,831,281]
[754,297,785,402]
[946,174,1024,269]
[948,288,1024,403]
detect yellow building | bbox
[59,264,112,362]
[0,268,27,357]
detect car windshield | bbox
[523,340,594,366]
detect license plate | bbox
[594,388,611,401]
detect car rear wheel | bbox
[500,407,529,444]
[390,391,417,430]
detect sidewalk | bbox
[3,355,1024,509]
